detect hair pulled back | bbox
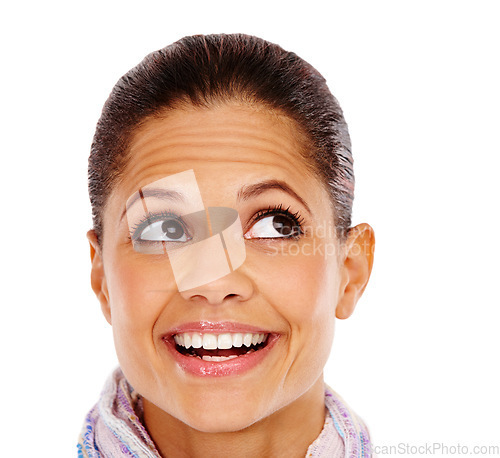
[89,34,354,245]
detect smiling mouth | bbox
[172,332,269,361]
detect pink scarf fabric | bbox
[78,368,372,457]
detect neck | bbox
[142,378,326,458]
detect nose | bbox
[180,269,254,305]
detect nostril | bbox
[180,270,255,304]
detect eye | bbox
[132,214,191,243]
[245,207,303,239]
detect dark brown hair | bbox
[89,34,354,245]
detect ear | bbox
[336,223,375,319]
[87,230,112,325]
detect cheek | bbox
[105,256,181,389]
[256,247,336,324]
[253,245,338,380]
[106,255,177,343]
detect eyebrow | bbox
[121,188,186,220]
[121,179,311,221]
[237,180,312,215]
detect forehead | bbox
[123,103,314,187]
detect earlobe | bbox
[87,230,112,325]
[336,223,375,319]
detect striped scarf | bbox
[78,368,372,457]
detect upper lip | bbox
[164,321,274,337]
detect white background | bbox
[2,1,499,456]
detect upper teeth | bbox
[173,332,267,350]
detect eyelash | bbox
[247,204,305,239]
[128,210,189,242]
[128,204,305,242]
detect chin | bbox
[168,386,272,433]
[181,406,264,434]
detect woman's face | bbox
[93,103,348,432]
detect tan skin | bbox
[88,102,374,457]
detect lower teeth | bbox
[190,349,256,361]
[202,355,238,361]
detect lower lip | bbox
[164,335,280,377]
